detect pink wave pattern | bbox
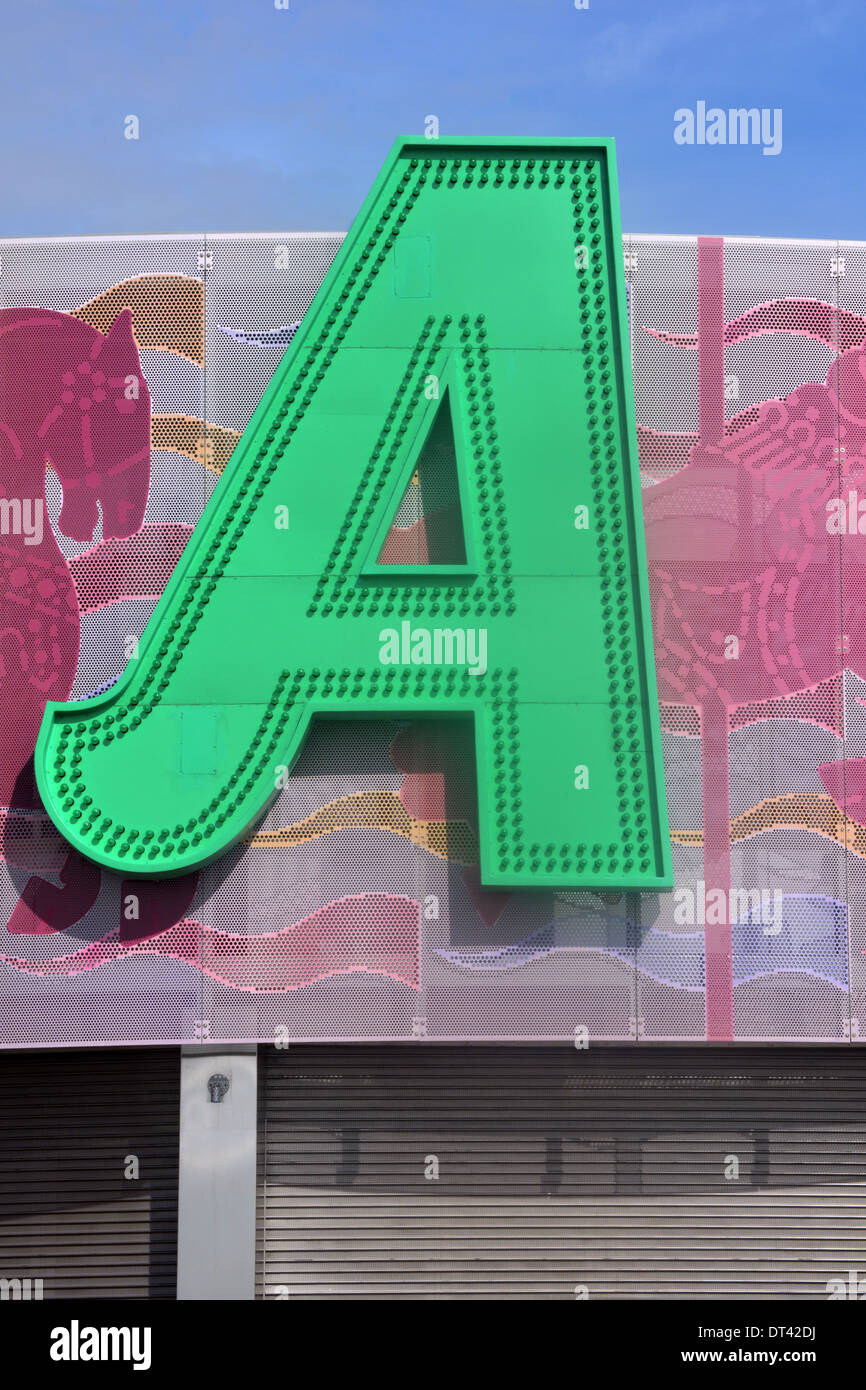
[68,524,193,614]
[637,299,866,482]
[0,893,421,993]
[643,299,866,353]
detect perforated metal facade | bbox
[0,230,862,1046]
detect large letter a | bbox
[36,138,671,889]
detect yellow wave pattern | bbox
[151,415,241,475]
[73,275,206,365]
[240,790,866,864]
[245,790,478,863]
[672,792,865,854]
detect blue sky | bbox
[0,0,858,239]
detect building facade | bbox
[2,225,866,1298]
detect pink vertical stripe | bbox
[698,236,734,1040]
[698,236,725,445]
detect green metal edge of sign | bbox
[35,136,673,890]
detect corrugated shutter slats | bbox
[0,1048,179,1299]
[258,1047,866,1299]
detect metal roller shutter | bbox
[0,1047,179,1299]
[257,1045,866,1299]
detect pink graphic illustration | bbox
[0,308,149,806]
[0,306,203,946]
[642,240,866,1038]
[819,756,866,828]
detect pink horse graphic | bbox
[0,305,197,936]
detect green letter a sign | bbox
[36,138,672,889]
